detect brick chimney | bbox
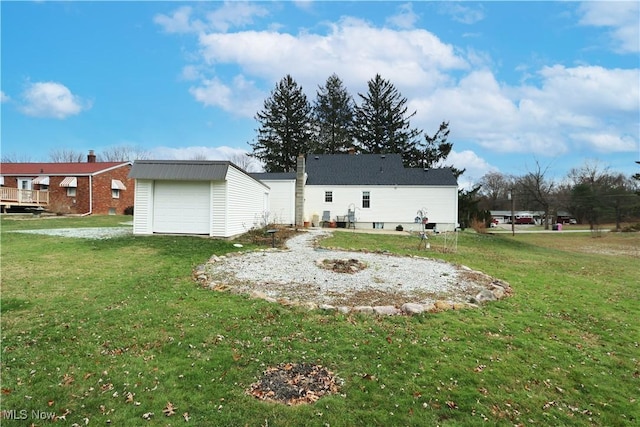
[87,150,96,163]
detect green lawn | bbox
[1,216,638,426]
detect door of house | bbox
[17,178,33,202]
[18,178,32,190]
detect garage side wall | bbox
[133,179,153,234]
[224,167,269,237]
[210,181,227,237]
[260,179,295,225]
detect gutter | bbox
[80,175,93,216]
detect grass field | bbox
[1,215,638,426]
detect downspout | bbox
[81,175,93,216]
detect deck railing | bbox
[0,188,50,206]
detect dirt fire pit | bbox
[316,258,367,274]
[246,363,341,405]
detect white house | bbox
[305,154,458,231]
[252,154,459,232]
[129,160,269,238]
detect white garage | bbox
[129,161,269,238]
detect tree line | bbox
[474,160,640,231]
[249,73,461,176]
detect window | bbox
[67,187,76,197]
[362,191,370,208]
[112,189,120,199]
[325,191,333,203]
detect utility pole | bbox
[509,189,515,236]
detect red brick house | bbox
[0,151,134,215]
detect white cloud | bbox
[438,3,485,25]
[154,6,202,34]
[569,132,636,153]
[386,3,419,29]
[19,82,91,119]
[154,2,268,34]
[446,150,497,190]
[578,1,640,53]
[205,1,269,32]
[196,16,467,94]
[189,74,263,117]
[0,91,9,103]
[150,145,249,160]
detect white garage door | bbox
[153,181,210,234]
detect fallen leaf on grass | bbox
[142,412,154,420]
[62,373,75,386]
[183,412,190,422]
[125,392,135,403]
[446,401,458,409]
[163,401,177,417]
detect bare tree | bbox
[477,171,513,210]
[99,145,151,162]
[49,148,85,162]
[568,160,639,231]
[188,152,209,161]
[518,160,556,229]
[1,152,33,163]
[228,152,260,172]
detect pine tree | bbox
[418,121,465,177]
[250,75,313,172]
[352,74,421,165]
[312,74,354,153]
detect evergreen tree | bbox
[312,74,354,153]
[352,74,421,165]
[417,121,465,177]
[250,75,313,172]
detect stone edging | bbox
[193,246,513,316]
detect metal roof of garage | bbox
[129,160,232,181]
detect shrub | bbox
[395,225,404,231]
[124,206,134,215]
[47,200,71,216]
[470,218,487,233]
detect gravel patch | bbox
[204,229,497,307]
[10,227,132,240]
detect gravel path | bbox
[10,227,132,239]
[205,229,489,307]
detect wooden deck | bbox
[0,188,49,209]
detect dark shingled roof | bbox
[250,172,296,181]
[304,154,458,186]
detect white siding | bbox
[210,181,227,237]
[305,185,458,230]
[133,180,153,235]
[224,167,270,237]
[260,179,295,225]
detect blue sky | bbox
[2,1,639,187]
